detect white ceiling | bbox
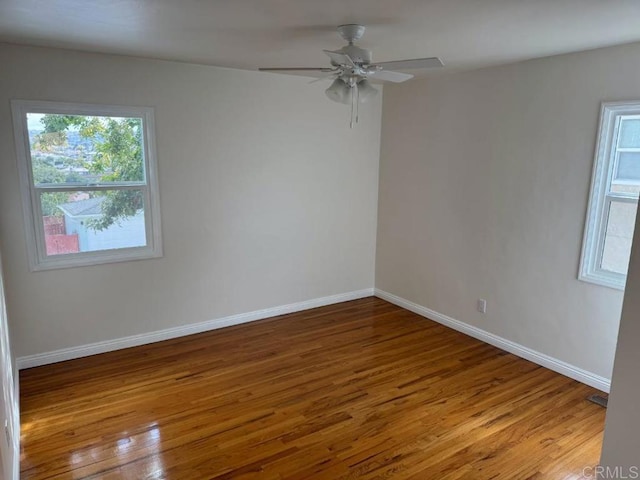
[2,0,640,75]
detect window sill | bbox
[29,247,163,272]
[578,271,626,291]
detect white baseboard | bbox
[374,288,611,393]
[18,287,611,393]
[17,288,375,370]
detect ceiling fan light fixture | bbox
[259,24,444,126]
[357,80,378,103]
[325,78,351,104]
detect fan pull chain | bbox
[350,82,359,129]
[356,83,360,125]
[350,84,355,129]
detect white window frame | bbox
[11,100,163,271]
[579,101,640,290]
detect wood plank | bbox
[19,297,605,479]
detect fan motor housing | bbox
[336,44,372,65]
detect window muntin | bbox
[12,101,162,271]
[580,103,640,289]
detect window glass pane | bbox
[601,200,638,275]
[614,152,640,184]
[27,113,145,186]
[619,118,640,148]
[40,190,147,256]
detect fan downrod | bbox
[337,24,365,44]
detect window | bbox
[580,102,640,289]
[11,101,162,271]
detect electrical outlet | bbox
[477,299,487,314]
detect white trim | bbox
[18,287,610,392]
[579,101,640,290]
[16,288,374,370]
[10,100,163,271]
[374,289,611,393]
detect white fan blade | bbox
[309,73,338,84]
[368,70,414,83]
[323,50,356,68]
[309,72,338,84]
[373,57,444,70]
[259,67,333,72]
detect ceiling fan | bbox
[260,24,444,127]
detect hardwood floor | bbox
[20,297,605,479]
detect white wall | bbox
[0,44,382,359]
[376,42,640,381]
[600,195,640,472]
